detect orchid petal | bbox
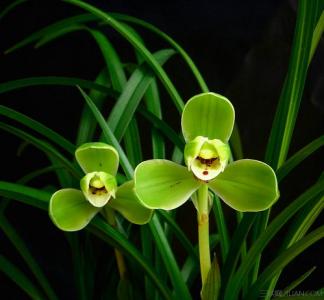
[75,142,119,175]
[181,92,235,143]
[49,188,100,231]
[134,159,201,210]
[209,159,279,212]
[109,181,153,224]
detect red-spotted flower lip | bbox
[184,136,230,181]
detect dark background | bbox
[0,0,323,299]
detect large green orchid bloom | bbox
[134,93,279,212]
[49,142,153,231]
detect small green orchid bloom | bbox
[135,92,279,212]
[49,142,153,231]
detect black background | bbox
[0,0,323,299]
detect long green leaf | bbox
[139,107,185,150]
[107,49,176,141]
[87,28,127,90]
[212,195,230,264]
[244,225,324,299]
[143,79,165,159]
[276,135,324,182]
[157,210,198,263]
[0,254,44,300]
[123,118,143,167]
[35,24,85,48]
[0,105,75,154]
[90,218,173,300]
[77,87,134,179]
[0,215,59,300]
[309,10,324,63]
[0,122,81,179]
[110,13,208,92]
[0,76,116,95]
[63,0,184,112]
[224,179,324,300]
[76,69,111,145]
[4,14,97,53]
[282,266,317,296]
[265,0,318,168]
[0,0,28,20]
[0,181,48,210]
[220,213,256,298]
[149,214,192,299]
[256,0,320,284]
[264,194,324,298]
[0,182,172,300]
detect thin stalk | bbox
[103,208,128,280]
[197,184,211,286]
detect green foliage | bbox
[0,0,323,299]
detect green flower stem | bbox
[103,208,128,280]
[197,183,211,286]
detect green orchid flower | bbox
[49,142,153,231]
[134,92,279,212]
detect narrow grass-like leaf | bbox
[0,254,44,300]
[212,195,230,264]
[0,76,116,95]
[63,0,185,112]
[87,28,145,170]
[0,122,80,178]
[282,266,317,296]
[0,0,27,20]
[143,79,165,158]
[0,181,49,210]
[90,218,173,300]
[35,24,85,48]
[110,13,209,92]
[5,10,208,94]
[77,87,134,179]
[0,105,75,154]
[139,107,185,150]
[0,215,59,300]
[4,14,97,53]
[0,182,172,299]
[157,210,198,263]
[123,118,143,167]
[220,213,256,298]
[224,179,324,300]
[140,226,155,300]
[257,0,320,284]
[76,69,111,145]
[13,165,62,187]
[244,226,324,300]
[265,195,324,298]
[149,214,192,299]
[87,28,127,90]
[276,135,324,182]
[283,195,324,248]
[229,124,243,160]
[265,0,319,169]
[107,49,176,141]
[309,10,324,63]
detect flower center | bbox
[184,136,230,181]
[89,176,108,195]
[193,155,222,180]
